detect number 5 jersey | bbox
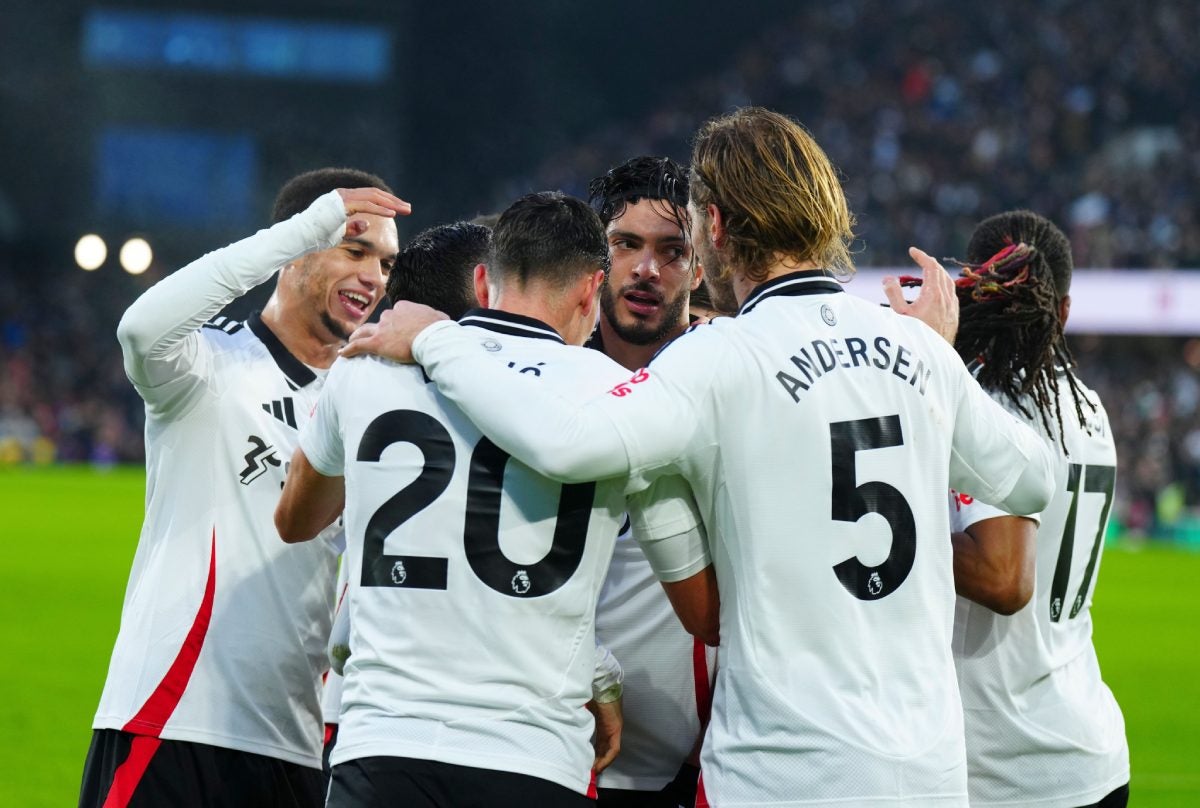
[949,373,1129,808]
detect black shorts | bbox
[327,755,595,808]
[596,787,674,808]
[78,728,325,808]
[1080,782,1130,808]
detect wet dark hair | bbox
[271,167,392,224]
[386,222,490,320]
[955,209,1094,444]
[492,192,609,288]
[588,156,689,233]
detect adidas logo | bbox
[203,315,244,335]
[262,397,297,429]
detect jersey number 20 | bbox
[356,409,595,598]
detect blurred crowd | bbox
[0,263,144,467]
[493,0,1200,269]
[1074,336,1200,542]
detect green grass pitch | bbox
[2,465,1198,806]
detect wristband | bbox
[592,682,623,704]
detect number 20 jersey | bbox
[300,311,631,795]
[949,374,1129,808]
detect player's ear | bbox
[708,204,726,249]
[473,263,490,308]
[1058,294,1071,328]
[578,269,605,318]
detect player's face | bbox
[600,199,699,346]
[296,212,399,342]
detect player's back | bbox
[952,373,1128,806]
[654,275,982,806]
[308,314,630,795]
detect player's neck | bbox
[489,283,593,345]
[259,299,341,369]
[598,315,688,371]
[733,256,823,305]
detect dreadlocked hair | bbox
[955,210,1096,446]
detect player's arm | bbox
[277,365,349,542]
[947,368,1056,516]
[661,567,720,647]
[627,475,720,646]
[589,642,624,772]
[344,305,709,484]
[117,188,406,413]
[951,515,1036,615]
[276,448,344,543]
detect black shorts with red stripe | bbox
[78,729,325,808]
[327,756,595,808]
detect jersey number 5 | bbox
[830,415,917,601]
[356,409,595,598]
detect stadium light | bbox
[120,237,153,275]
[75,234,107,271]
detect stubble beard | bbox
[600,281,690,347]
[695,240,739,313]
[320,309,353,343]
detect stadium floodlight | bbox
[75,234,107,271]
[120,237,153,275]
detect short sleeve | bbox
[300,365,347,477]
[627,474,712,583]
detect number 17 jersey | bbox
[300,310,631,795]
[950,373,1129,807]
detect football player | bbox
[276,193,669,807]
[80,170,406,808]
[946,210,1130,808]
[587,155,713,808]
[349,108,1059,807]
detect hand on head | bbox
[336,188,412,236]
[341,302,449,363]
[882,247,959,344]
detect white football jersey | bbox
[949,373,1129,807]
[300,310,632,795]
[412,269,1057,807]
[321,560,351,725]
[94,191,350,767]
[594,520,715,791]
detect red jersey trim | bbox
[122,530,217,736]
[696,770,709,808]
[692,638,712,725]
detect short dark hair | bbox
[588,156,689,227]
[271,167,392,224]
[492,192,609,288]
[386,222,490,321]
[956,209,1092,444]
